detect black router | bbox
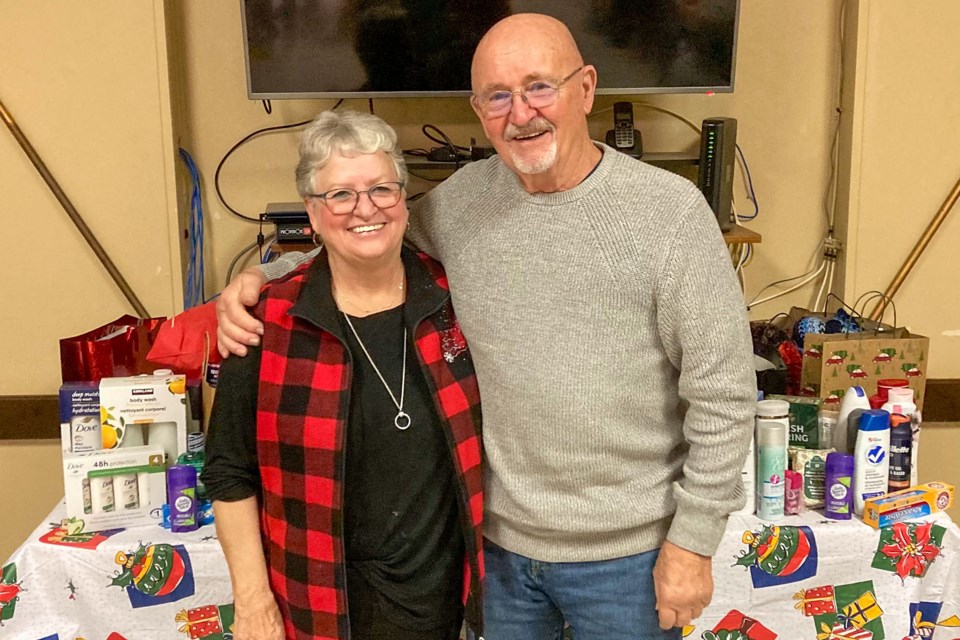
[263,203,310,244]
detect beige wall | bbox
[0,441,64,561]
[0,1,182,396]
[1,0,959,558]
[838,1,960,378]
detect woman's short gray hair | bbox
[295,110,407,197]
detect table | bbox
[1,501,233,639]
[691,509,960,639]
[3,504,958,639]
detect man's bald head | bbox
[471,14,584,94]
[467,13,600,193]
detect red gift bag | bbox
[146,301,221,379]
[59,315,165,383]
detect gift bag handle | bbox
[823,292,862,318]
[854,290,898,336]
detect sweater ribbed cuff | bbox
[665,498,730,557]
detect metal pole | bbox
[869,173,960,321]
[0,96,150,318]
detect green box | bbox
[770,395,822,449]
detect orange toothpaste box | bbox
[862,482,955,529]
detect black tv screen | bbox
[242,0,739,98]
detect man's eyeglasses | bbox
[308,181,405,215]
[472,66,584,119]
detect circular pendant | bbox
[394,411,411,430]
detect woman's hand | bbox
[233,594,285,640]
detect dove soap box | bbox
[862,481,955,529]
[58,382,101,453]
[99,374,189,466]
[62,445,167,531]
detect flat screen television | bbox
[241,0,739,99]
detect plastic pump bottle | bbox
[853,409,891,516]
[835,386,872,454]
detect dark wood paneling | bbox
[1,379,957,440]
[923,379,960,423]
[0,395,59,440]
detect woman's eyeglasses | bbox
[309,181,405,215]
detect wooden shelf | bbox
[404,150,700,172]
[723,223,762,245]
[274,225,761,253]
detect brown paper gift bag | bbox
[800,328,929,409]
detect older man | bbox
[218,13,754,640]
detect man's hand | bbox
[652,540,714,630]
[216,267,267,358]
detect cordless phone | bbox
[612,101,635,149]
[605,101,641,157]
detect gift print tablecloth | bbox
[1,501,233,639]
[3,504,959,639]
[690,510,960,640]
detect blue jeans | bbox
[483,539,681,640]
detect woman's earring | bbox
[312,232,321,246]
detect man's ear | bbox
[470,96,498,145]
[580,64,599,114]
[469,95,485,122]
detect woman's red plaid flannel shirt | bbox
[255,247,484,640]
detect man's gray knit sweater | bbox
[262,144,756,561]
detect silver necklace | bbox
[342,314,411,430]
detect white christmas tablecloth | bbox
[2,503,959,639]
[1,501,233,639]
[691,509,960,639]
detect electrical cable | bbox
[225,234,273,288]
[632,103,702,136]
[407,170,446,183]
[737,244,752,292]
[178,148,206,308]
[262,99,272,115]
[813,261,829,312]
[368,98,374,114]
[735,144,759,220]
[748,261,827,310]
[746,239,826,307]
[421,124,471,151]
[823,0,847,231]
[215,99,344,223]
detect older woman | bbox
[203,110,483,640]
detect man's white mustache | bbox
[505,119,555,141]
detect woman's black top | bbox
[339,305,463,630]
